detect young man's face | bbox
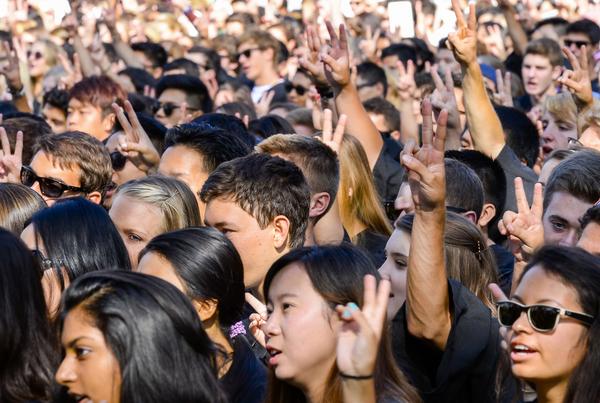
[356,75,384,102]
[238,41,274,82]
[67,98,113,141]
[27,151,84,206]
[564,32,596,64]
[522,54,560,98]
[155,88,190,128]
[543,191,592,246]
[42,104,67,133]
[158,145,208,215]
[204,198,284,293]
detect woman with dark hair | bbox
[0,229,57,402]
[493,246,600,402]
[248,114,295,139]
[55,271,227,403]
[137,227,267,403]
[0,183,46,235]
[21,197,131,316]
[254,244,421,403]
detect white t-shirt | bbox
[251,80,283,104]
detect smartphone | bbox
[388,1,415,38]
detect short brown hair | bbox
[69,75,127,115]
[256,134,339,216]
[524,38,563,67]
[238,29,280,65]
[33,131,112,195]
[200,153,310,248]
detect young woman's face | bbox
[56,306,122,403]
[541,110,576,159]
[379,228,410,319]
[508,265,589,385]
[264,263,338,389]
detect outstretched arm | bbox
[448,0,506,159]
[401,99,451,350]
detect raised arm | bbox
[401,99,451,350]
[448,0,506,159]
[101,7,145,69]
[498,0,528,56]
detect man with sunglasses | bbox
[564,19,600,92]
[22,131,112,206]
[154,74,213,128]
[285,68,311,107]
[237,29,287,106]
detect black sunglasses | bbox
[564,39,590,48]
[237,48,260,61]
[497,300,594,333]
[111,151,127,171]
[21,165,85,198]
[285,82,308,96]
[27,50,43,60]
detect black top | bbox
[355,229,388,267]
[495,145,537,213]
[391,280,501,403]
[220,335,268,403]
[373,148,405,204]
[382,133,403,162]
[491,243,514,297]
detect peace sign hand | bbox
[447,0,477,66]
[498,178,544,262]
[318,109,347,154]
[492,69,514,107]
[246,292,267,348]
[396,60,417,102]
[401,99,448,212]
[336,275,390,377]
[299,26,328,86]
[431,68,461,129]
[112,101,160,173]
[558,46,593,108]
[320,21,352,91]
[0,124,23,184]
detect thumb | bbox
[488,283,508,302]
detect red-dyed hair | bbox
[69,75,127,115]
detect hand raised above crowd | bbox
[320,21,352,91]
[558,46,594,109]
[0,122,23,184]
[447,0,478,67]
[492,69,514,107]
[319,109,347,154]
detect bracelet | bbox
[339,372,374,380]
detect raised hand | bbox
[320,21,351,90]
[482,24,507,61]
[246,292,267,348]
[112,101,160,173]
[492,69,514,107]
[255,90,275,118]
[335,275,390,377]
[401,99,448,212]
[447,0,477,66]
[358,26,381,62]
[0,41,24,94]
[299,26,328,86]
[498,178,544,262]
[0,125,23,183]
[431,68,461,128]
[396,60,417,102]
[558,46,593,108]
[319,109,347,154]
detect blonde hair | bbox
[337,134,392,240]
[115,175,201,233]
[544,93,577,128]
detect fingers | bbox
[362,274,376,310]
[421,98,434,146]
[431,68,445,92]
[530,182,544,218]
[513,177,529,214]
[467,3,477,31]
[0,127,10,155]
[112,102,133,136]
[325,20,339,49]
[333,114,347,147]
[322,108,333,140]
[14,131,22,161]
[433,109,448,152]
[401,153,431,182]
[495,69,504,94]
[123,101,141,142]
[562,46,581,72]
[245,292,267,316]
[488,283,508,302]
[443,67,453,90]
[451,0,466,28]
[580,45,589,73]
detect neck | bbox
[531,85,556,105]
[255,69,280,86]
[203,316,234,378]
[536,378,570,403]
[304,221,317,246]
[346,219,368,240]
[313,202,345,245]
[302,377,327,403]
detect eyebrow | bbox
[547,215,573,225]
[273,292,299,301]
[66,336,94,348]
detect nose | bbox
[264,312,281,337]
[559,229,579,247]
[55,356,77,385]
[512,310,533,334]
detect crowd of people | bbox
[1,0,600,402]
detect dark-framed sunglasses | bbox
[20,165,85,199]
[110,151,127,171]
[497,300,594,333]
[564,39,590,48]
[27,50,43,60]
[285,82,308,96]
[236,47,260,61]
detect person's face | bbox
[379,228,410,319]
[238,41,274,82]
[204,198,281,291]
[264,263,338,386]
[537,157,561,188]
[137,252,185,291]
[543,191,592,246]
[382,55,400,72]
[105,134,147,200]
[28,42,49,78]
[436,48,461,76]
[56,306,122,403]
[109,194,165,269]
[368,112,390,133]
[158,145,207,215]
[287,72,311,107]
[156,88,189,128]
[531,25,562,43]
[579,125,600,152]
[540,110,576,158]
[563,32,593,62]
[67,99,113,142]
[356,75,384,102]
[28,151,83,206]
[522,55,559,98]
[42,104,67,133]
[394,182,415,217]
[508,265,588,385]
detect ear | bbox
[477,203,497,229]
[87,191,103,205]
[192,299,218,322]
[552,65,563,81]
[390,130,402,142]
[102,112,116,135]
[272,215,291,250]
[264,47,276,64]
[461,210,478,224]
[309,192,331,219]
[375,82,385,97]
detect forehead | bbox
[545,191,592,224]
[61,305,105,345]
[515,265,580,308]
[268,262,316,301]
[158,88,187,103]
[238,41,258,51]
[160,145,206,172]
[564,32,590,42]
[386,228,411,256]
[30,151,81,185]
[109,194,164,233]
[523,54,552,67]
[204,197,258,227]
[68,98,98,110]
[137,252,185,293]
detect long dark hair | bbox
[0,229,57,402]
[139,227,245,329]
[58,271,228,403]
[263,244,421,403]
[29,197,131,290]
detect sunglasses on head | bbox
[564,39,590,48]
[110,151,127,171]
[497,300,594,333]
[237,48,260,61]
[285,82,308,96]
[21,165,85,199]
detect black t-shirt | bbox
[373,148,405,203]
[382,134,403,162]
[220,336,268,403]
[355,229,388,267]
[391,280,501,403]
[490,243,514,296]
[495,145,537,213]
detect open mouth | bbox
[510,343,537,361]
[70,394,92,403]
[266,346,282,366]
